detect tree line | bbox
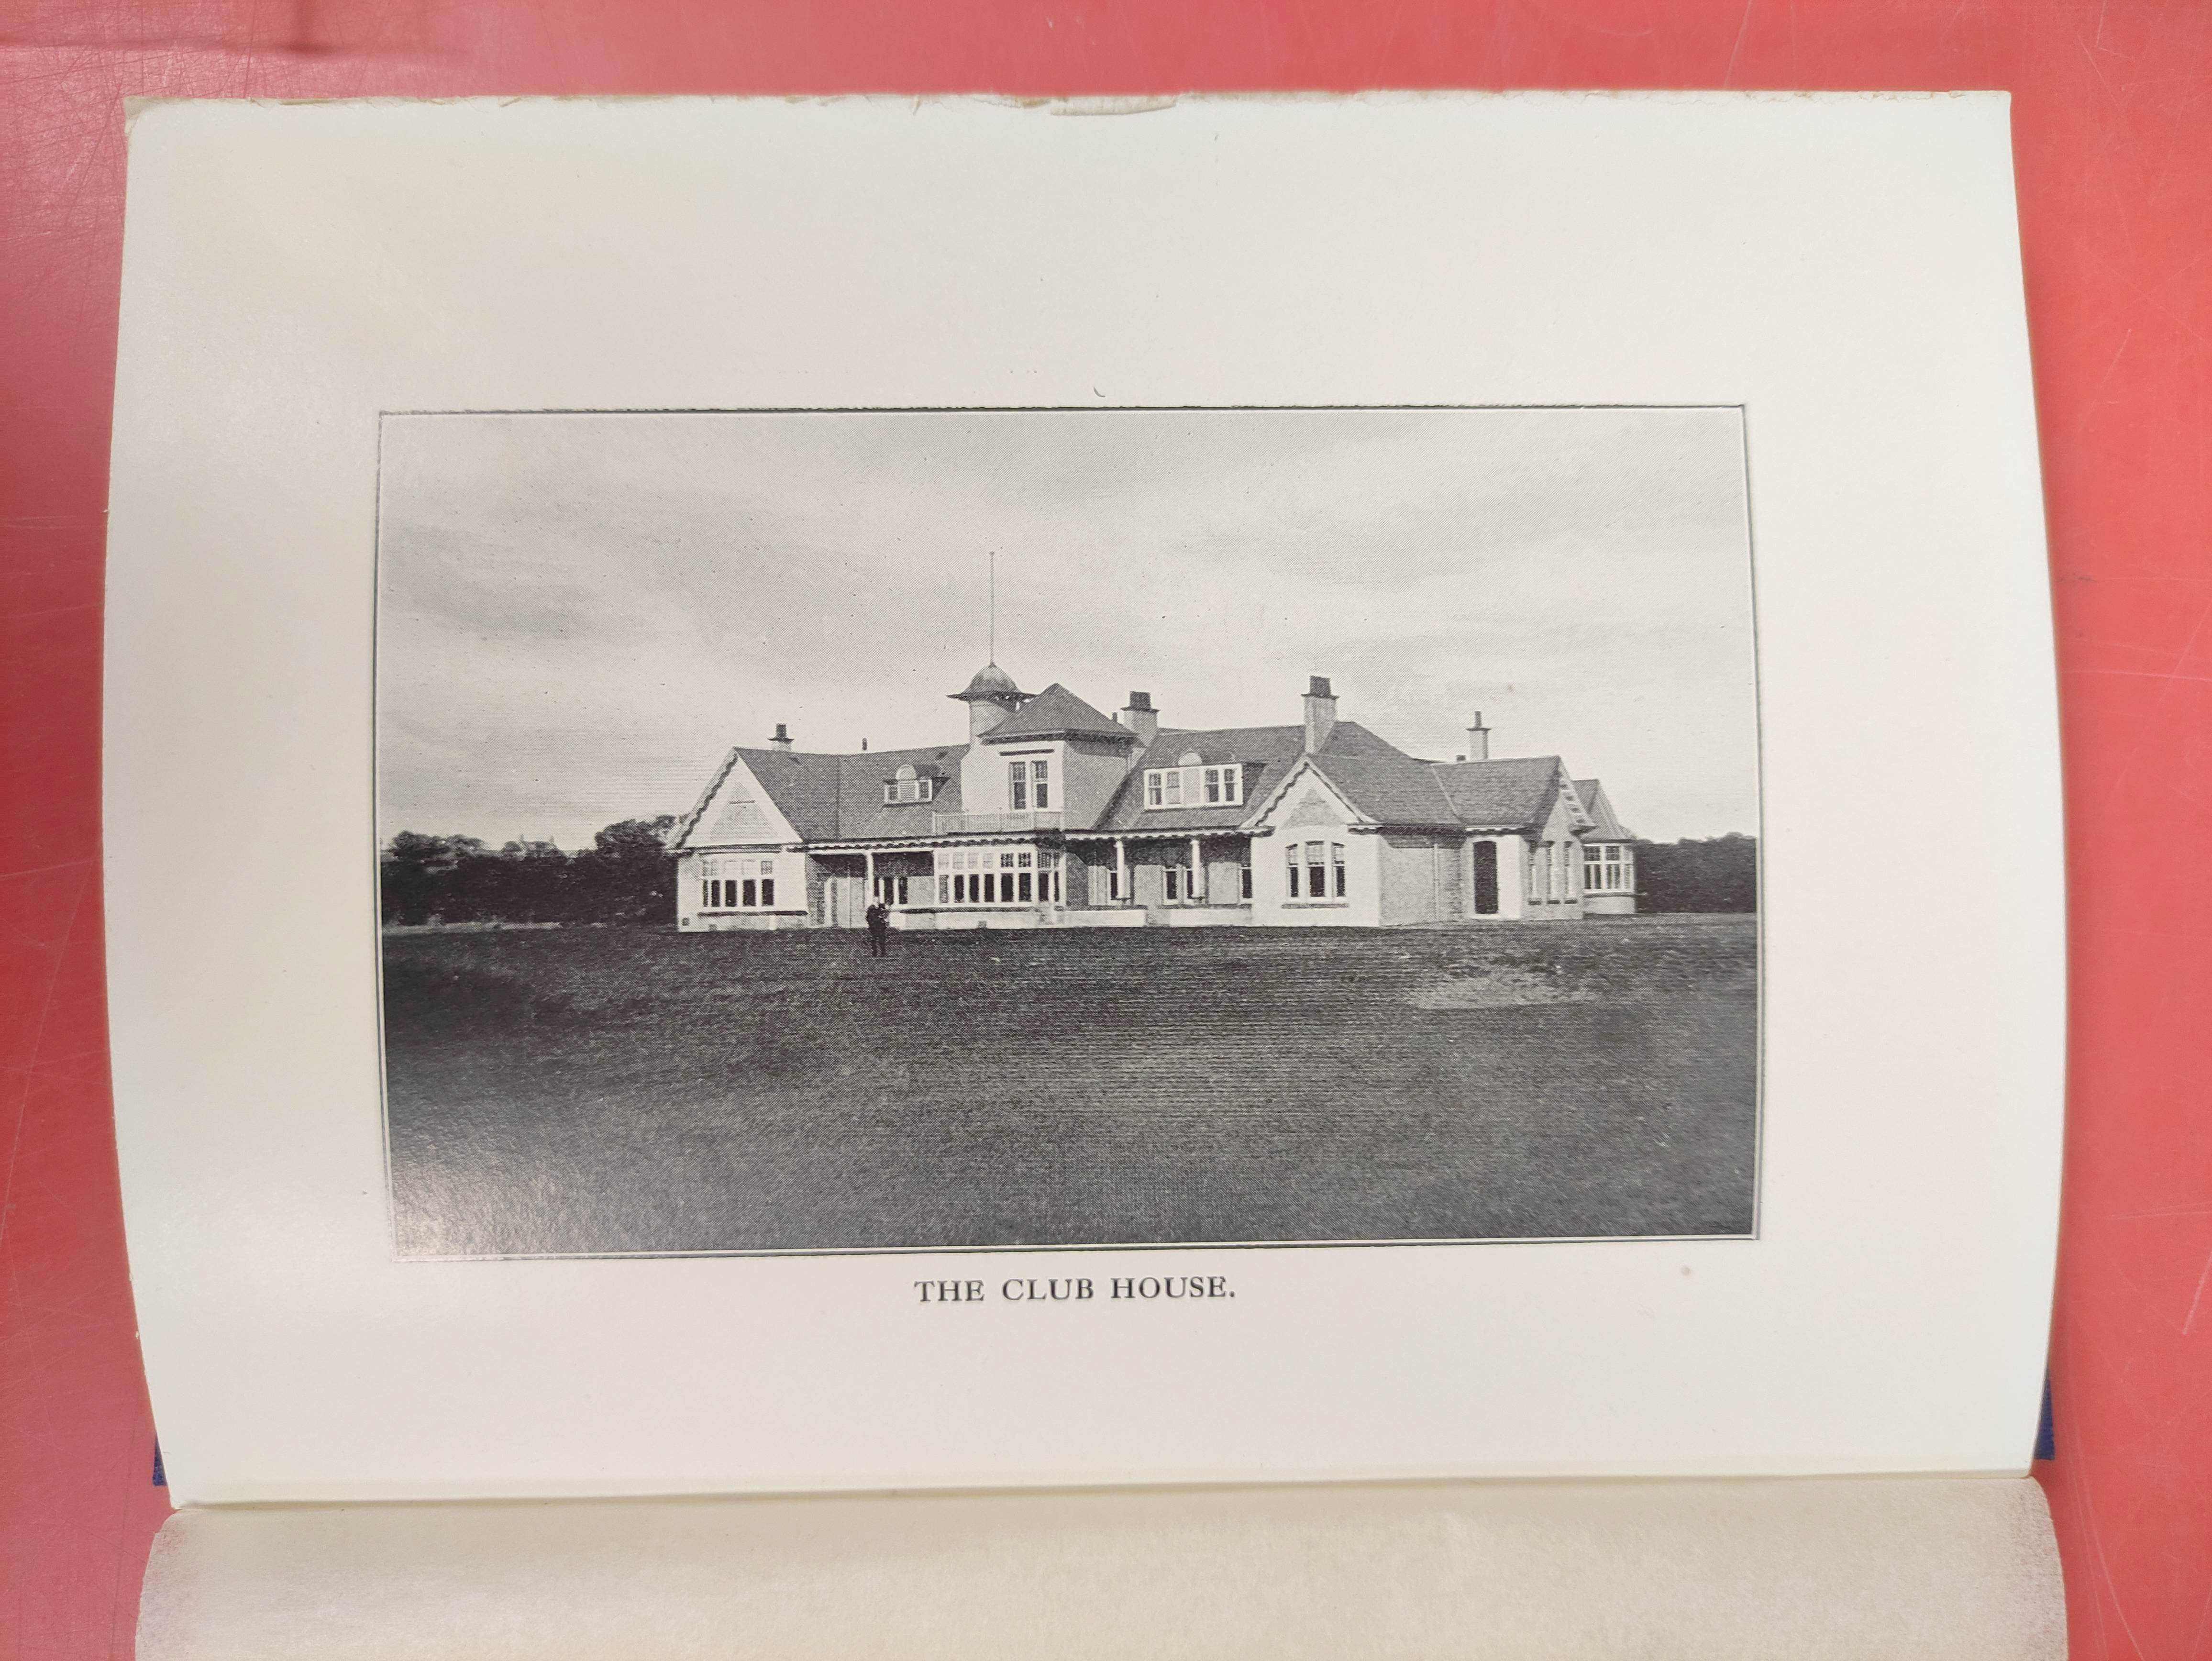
[380,818,677,926]
[382,820,1758,926]
[1630,833,1758,913]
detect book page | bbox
[105,93,2061,1505]
[137,1478,2065,1661]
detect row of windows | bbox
[1529,841,1635,898]
[700,855,777,910]
[941,867,1064,904]
[937,846,1053,873]
[933,846,1065,906]
[1143,764,1243,809]
[704,839,1627,911]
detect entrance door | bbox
[1471,841,1499,916]
[822,876,866,928]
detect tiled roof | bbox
[1573,778,1630,840]
[725,749,847,841]
[674,743,968,847]
[981,683,1132,744]
[1085,720,1460,834]
[1430,755,1564,831]
[1311,753,1463,827]
[1085,723,1305,833]
[832,744,968,841]
[675,699,1613,850]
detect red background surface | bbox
[2,2,2206,1654]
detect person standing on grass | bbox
[865,898,891,957]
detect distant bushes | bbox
[379,816,1755,924]
[1631,833,1759,913]
[380,817,676,926]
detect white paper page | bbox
[106,93,2061,1506]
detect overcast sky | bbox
[376,407,1758,848]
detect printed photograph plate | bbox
[374,406,1761,1257]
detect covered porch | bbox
[1069,833,1254,922]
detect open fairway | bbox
[380,917,1758,1256]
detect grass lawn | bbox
[380,916,1758,1256]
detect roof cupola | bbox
[949,661,1029,744]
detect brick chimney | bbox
[769,722,793,753]
[1118,690,1159,750]
[1302,675,1338,753]
[1465,713,1490,762]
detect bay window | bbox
[702,855,776,909]
[1284,840,1347,901]
[1584,843,1635,894]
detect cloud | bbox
[376,408,1758,846]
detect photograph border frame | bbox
[371,400,1770,1264]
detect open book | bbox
[105,93,2066,1656]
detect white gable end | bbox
[678,753,802,850]
[1248,758,1366,833]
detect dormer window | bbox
[1143,763,1242,809]
[882,764,935,805]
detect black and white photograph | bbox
[376,406,1761,1258]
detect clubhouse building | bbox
[669,667,1637,931]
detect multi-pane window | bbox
[1284,841,1347,900]
[1143,764,1240,809]
[1584,843,1635,894]
[702,855,776,908]
[872,874,911,905]
[1008,759,1051,811]
[1164,866,1205,902]
[1239,859,1253,900]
